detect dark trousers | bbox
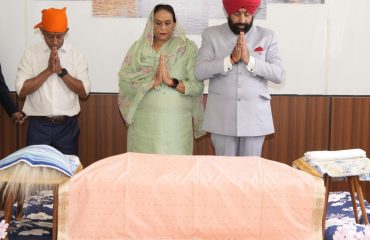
[26,116,79,155]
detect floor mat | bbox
[0,190,53,240]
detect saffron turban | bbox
[223,0,261,16]
[34,7,68,32]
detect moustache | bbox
[236,24,247,28]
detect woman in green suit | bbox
[118,4,205,154]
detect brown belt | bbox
[37,116,70,124]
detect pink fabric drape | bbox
[58,153,324,240]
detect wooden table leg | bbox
[52,185,59,240]
[4,191,15,223]
[15,200,24,220]
[322,175,331,237]
[348,177,359,223]
[353,176,369,225]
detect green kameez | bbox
[128,85,194,154]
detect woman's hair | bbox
[154,4,177,23]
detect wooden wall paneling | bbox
[193,95,214,155]
[17,97,28,149]
[262,96,330,166]
[0,93,18,159]
[330,97,370,152]
[330,97,370,199]
[193,133,214,155]
[78,94,127,167]
[17,120,28,149]
[78,96,97,167]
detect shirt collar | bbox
[41,40,69,53]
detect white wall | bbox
[326,0,370,95]
[0,0,369,95]
[0,0,27,90]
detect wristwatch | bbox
[171,78,179,89]
[58,68,68,78]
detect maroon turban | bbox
[222,0,261,16]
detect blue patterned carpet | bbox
[0,190,53,240]
[325,191,370,240]
[1,191,370,239]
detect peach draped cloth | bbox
[58,153,324,240]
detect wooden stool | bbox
[2,184,59,240]
[0,145,84,240]
[322,175,369,228]
[1,163,82,240]
[293,158,369,237]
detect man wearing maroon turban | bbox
[16,7,91,155]
[195,0,285,156]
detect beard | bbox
[227,16,254,35]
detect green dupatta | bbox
[118,8,205,138]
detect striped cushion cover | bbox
[0,145,73,177]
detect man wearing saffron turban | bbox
[195,0,285,156]
[16,7,91,155]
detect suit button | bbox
[237,98,241,101]
[238,84,241,88]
